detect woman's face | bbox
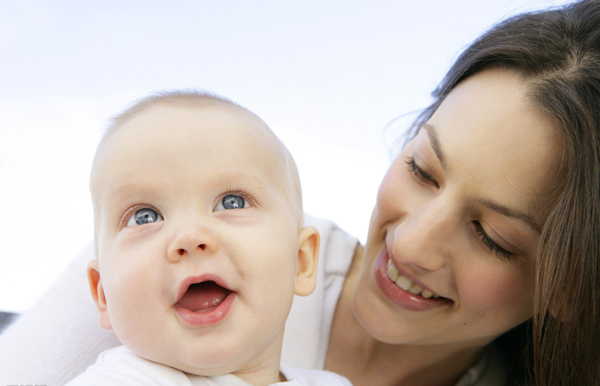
[354,67,561,348]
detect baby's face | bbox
[89,104,316,378]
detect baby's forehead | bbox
[97,103,278,164]
[93,101,295,192]
[116,102,264,138]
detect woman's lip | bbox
[374,249,453,311]
[176,274,232,303]
[388,256,436,296]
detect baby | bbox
[67,91,352,386]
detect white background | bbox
[0,0,571,313]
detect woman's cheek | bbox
[376,166,400,212]
[375,159,413,225]
[456,261,533,317]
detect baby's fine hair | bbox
[95,89,304,224]
[108,90,240,134]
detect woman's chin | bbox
[351,277,415,344]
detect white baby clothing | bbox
[65,345,352,386]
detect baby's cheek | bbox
[104,266,161,339]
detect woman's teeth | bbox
[386,260,439,299]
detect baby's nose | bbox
[167,226,216,262]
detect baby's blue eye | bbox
[215,194,249,211]
[126,208,163,227]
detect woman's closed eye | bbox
[473,221,515,260]
[126,207,163,227]
[405,157,439,188]
[215,194,250,211]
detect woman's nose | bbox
[392,200,455,272]
[167,223,217,263]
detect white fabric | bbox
[0,213,505,386]
[0,242,120,386]
[281,214,358,370]
[65,345,352,386]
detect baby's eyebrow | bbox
[104,183,140,199]
[221,172,272,195]
[100,176,272,208]
[100,184,144,210]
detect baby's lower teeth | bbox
[387,259,439,299]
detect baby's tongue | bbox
[178,281,230,312]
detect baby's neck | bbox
[230,366,284,386]
[227,337,285,386]
[188,366,284,386]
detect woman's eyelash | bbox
[405,157,514,260]
[405,157,438,186]
[473,221,514,260]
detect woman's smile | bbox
[352,67,554,347]
[374,248,453,311]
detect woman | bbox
[1,1,598,385]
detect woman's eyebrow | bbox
[422,122,541,233]
[478,198,542,234]
[422,123,447,171]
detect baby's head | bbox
[87,90,319,383]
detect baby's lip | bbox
[175,274,233,304]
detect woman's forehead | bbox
[421,68,562,219]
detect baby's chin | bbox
[155,353,283,385]
[129,341,268,378]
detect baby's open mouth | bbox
[177,281,232,312]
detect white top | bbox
[65,345,351,386]
[0,214,506,386]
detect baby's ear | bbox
[294,226,320,297]
[87,259,112,330]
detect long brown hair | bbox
[406,1,600,384]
